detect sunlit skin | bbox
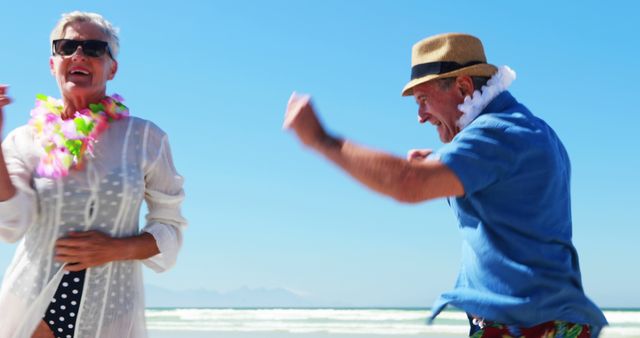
[283,79,467,202]
[49,21,118,120]
[412,75,475,143]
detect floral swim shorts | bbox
[468,315,592,338]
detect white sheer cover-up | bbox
[0,116,187,338]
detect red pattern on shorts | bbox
[471,319,591,337]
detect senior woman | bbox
[0,12,186,338]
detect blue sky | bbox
[1,1,638,307]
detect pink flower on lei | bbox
[36,148,72,178]
[29,94,128,178]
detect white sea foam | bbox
[147,321,467,335]
[145,308,458,335]
[146,308,430,321]
[604,310,640,324]
[145,308,640,336]
[600,327,640,337]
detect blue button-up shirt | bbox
[430,91,607,333]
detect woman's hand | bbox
[0,85,16,202]
[55,230,160,271]
[0,85,12,130]
[55,231,126,271]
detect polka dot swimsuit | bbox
[43,270,86,338]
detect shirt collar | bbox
[479,90,518,117]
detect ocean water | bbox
[146,308,640,337]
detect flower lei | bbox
[457,65,516,129]
[29,94,129,178]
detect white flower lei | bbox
[457,65,516,129]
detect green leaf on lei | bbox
[89,103,105,113]
[74,117,95,135]
[65,139,83,157]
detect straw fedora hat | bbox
[401,33,497,96]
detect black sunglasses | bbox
[52,39,113,59]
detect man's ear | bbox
[49,57,55,76]
[108,60,118,80]
[456,76,474,97]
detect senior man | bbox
[284,33,607,337]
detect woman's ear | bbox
[108,60,118,80]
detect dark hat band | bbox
[410,60,484,80]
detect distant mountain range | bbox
[145,284,346,308]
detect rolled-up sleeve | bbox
[0,127,37,243]
[141,128,187,273]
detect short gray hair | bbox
[50,11,120,59]
[436,76,490,92]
